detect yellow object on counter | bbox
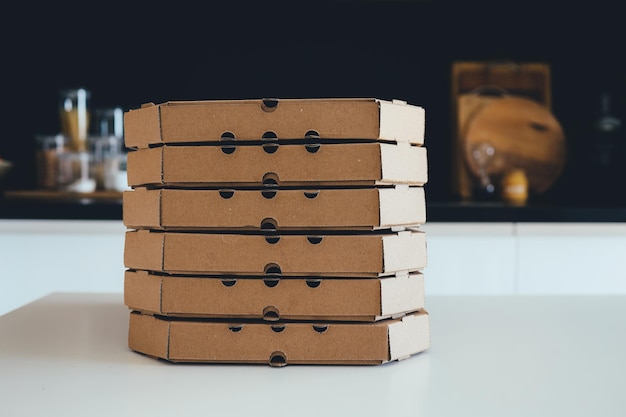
[501,169,528,205]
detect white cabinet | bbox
[516,223,626,294]
[0,220,126,316]
[422,222,626,296]
[419,223,518,295]
[2,220,626,316]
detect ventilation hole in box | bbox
[303,190,319,199]
[305,143,320,153]
[220,131,236,141]
[313,324,328,333]
[304,130,320,139]
[262,172,279,187]
[262,306,280,321]
[221,145,236,154]
[271,324,285,333]
[269,351,287,367]
[262,178,278,197]
[264,263,282,276]
[262,131,278,141]
[262,189,277,199]
[221,278,237,287]
[263,278,280,287]
[305,279,321,288]
[261,98,279,112]
[260,217,278,232]
[262,143,279,154]
[228,324,243,332]
[307,236,323,244]
[218,189,234,199]
[265,235,280,244]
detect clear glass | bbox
[59,88,91,152]
[89,135,125,190]
[35,134,69,190]
[57,151,96,193]
[92,107,124,138]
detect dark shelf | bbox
[427,201,626,223]
[0,192,123,221]
[2,193,625,223]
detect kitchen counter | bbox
[1,292,625,416]
[2,191,626,222]
[0,190,123,220]
[427,201,626,222]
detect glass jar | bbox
[35,134,69,190]
[89,135,127,191]
[59,88,91,152]
[57,151,96,193]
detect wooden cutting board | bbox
[461,95,566,194]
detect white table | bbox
[1,293,625,417]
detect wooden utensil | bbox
[462,95,566,195]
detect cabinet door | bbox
[420,223,517,295]
[517,223,626,294]
[0,220,126,316]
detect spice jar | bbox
[57,151,96,193]
[35,134,68,190]
[90,135,124,190]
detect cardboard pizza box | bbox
[126,141,427,188]
[124,98,425,149]
[123,185,426,231]
[123,229,427,277]
[124,270,425,322]
[127,309,430,365]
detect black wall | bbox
[2,1,625,203]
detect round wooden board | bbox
[462,95,566,194]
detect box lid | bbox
[126,142,428,187]
[123,229,427,277]
[127,309,430,365]
[124,98,425,149]
[123,185,426,231]
[124,270,425,322]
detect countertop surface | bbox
[1,293,625,416]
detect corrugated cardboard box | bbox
[126,142,427,188]
[124,98,425,149]
[121,96,431,366]
[123,185,426,231]
[124,229,427,277]
[124,270,425,321]
[128,309,430,365]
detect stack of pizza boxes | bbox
[122,98,430,366]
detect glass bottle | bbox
[590,92,622,168]
[59,88,91,153]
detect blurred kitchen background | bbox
[1,0,626,315]
[1,0,624,206]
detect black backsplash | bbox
[2,1,625,204]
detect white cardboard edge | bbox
[380,272,425,317]
[382,230,427,273]
[378,185,426,227]
[377,99,426,145]
[388,312,430,361]
[380,143,428,185]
